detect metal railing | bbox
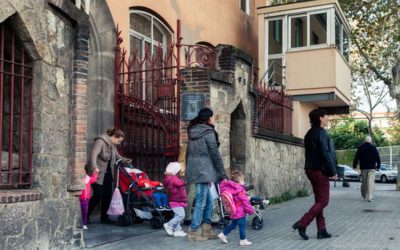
[0,23,33,189]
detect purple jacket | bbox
[163,175,187,208]
[220,180,254,219]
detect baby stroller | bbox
[215,184,265,230]
[115,159,173,229]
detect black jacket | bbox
[353,142,381,170]
[304,126,337,177]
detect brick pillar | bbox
[68,24,90,193]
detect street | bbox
[87,182,400,250]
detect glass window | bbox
[343,31,349,61]
[240,0,250,15]
[335,17,341,50]
[267,58,283,87]
[129,11,172,57]
[310,13,327,45]
[268,19,282,54]
[291,16,307,48]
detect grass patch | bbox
[269,188,309,205]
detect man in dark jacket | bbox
[293,109,337,241]
[353,136,381,202]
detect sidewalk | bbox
[88,182,400,250]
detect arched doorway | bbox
[230,102,246,176]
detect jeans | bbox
[167,207,185,231]
[184,183,196,221]
[223,216,246,240]
[153,192,168,207]
[299,169,330,230]
[190,183,213,230]
[361,169,375,200]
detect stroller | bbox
[215,183,265,230]
[115,159,173,229]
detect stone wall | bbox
[181,45,310,197]
[0,0,89,248]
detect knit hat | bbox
[166,162,181,175]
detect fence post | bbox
[390,146,393,167]
[397,165,400,191]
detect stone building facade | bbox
[181,45,309,197]
[0,0,95,248]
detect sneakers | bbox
[239,239,252,246]
[163,223,174,236]
[173,230,187,237]
[156,206,165,211]
[262,199,270,207]
[218,233,228,243]
[82,225,88,230]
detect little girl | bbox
[218,170,254,246]
[80,168,99,229]
[163,162,187,237]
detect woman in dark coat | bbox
[185,108,227,241]
[86,128,130,224]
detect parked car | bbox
[339,165,361,182]
[375,164,398,183]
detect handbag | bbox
[107,168,125,216]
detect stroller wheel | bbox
[132,214,144,224]
[150,216,163,229]
[116,214,132,227]
[252,217,264,230]
[217,217,230,229]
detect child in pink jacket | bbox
[162,162,187,237]
[218,170,254,246]
[80,168,99,229]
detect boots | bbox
[292,221,309,240]
[317,229,332,239]
[201,223,218,239]
[187,228,208,242]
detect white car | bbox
[339,165,361,181]
[375,164,398,183]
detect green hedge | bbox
[336,149,357,166]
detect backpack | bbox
[221,190,237,217]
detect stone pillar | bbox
[69,23,90,193]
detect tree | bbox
[271,0,400,116]
[328,118,387,149]
[387,118,400,145]
[352,71,392,144]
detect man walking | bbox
[293,109,337,240]
[353,136,381,202]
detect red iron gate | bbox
[114,21,181,181]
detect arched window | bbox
[129,10,172,58]
[0,22,33,189]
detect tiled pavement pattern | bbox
[89,182,400,250]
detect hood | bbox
[188,124,214,140]
[94,134,111,146]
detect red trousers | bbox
[299,169,330,230]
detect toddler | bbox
[137,173,169,210]
[80,168,99,229]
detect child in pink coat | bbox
[80,168,99,229]
[218,170,254,246]
[162,162,187,237]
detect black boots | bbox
[292,221,309,240]
[317,229,332,239]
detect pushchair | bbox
[215,183,265,230]
[115,159,173,229]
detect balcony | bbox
[257,0,351,114]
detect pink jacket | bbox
[163,175,187,208]
[220,180,254,219]
[80,173,98,200]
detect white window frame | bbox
[265,17,286,87]
[240,0,250,15]
[288,9,331,51]
[129,10,173,57]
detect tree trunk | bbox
[390,58,400,118]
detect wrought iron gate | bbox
[114,21,182,181]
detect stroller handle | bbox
[245,185,254,191]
